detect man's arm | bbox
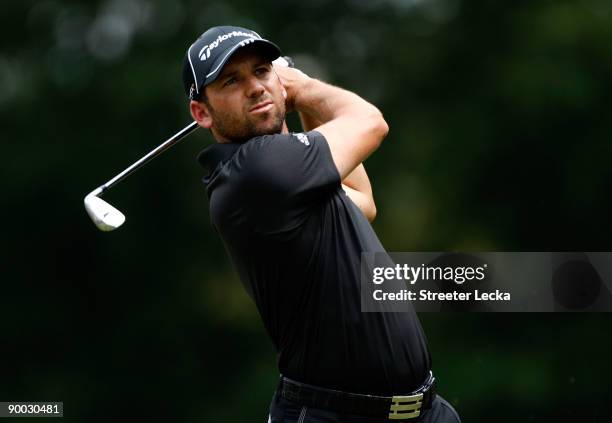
[342,179,377,222]
[276,67,389,181]
[298,110,376,221]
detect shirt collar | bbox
[197,142,241,175]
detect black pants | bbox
[268,390,461,423]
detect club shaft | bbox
[96,121,199,196]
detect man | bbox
[183,26,461,422]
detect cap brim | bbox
[202,39,281,87]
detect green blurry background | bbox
[2,0,611,421]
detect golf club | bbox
[84,121,199,231]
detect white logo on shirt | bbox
[293,133,310,146]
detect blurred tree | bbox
[1,0,611,421]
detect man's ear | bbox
[190,100,213,129]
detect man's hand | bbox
[273,64,311,113]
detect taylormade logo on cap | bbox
[198,30,260,61]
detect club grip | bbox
[273,56,295,68]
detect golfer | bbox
[183,26,461,422]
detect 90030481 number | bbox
[9,404,59,414]
[1,402,63,417]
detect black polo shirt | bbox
[198,131,431,395]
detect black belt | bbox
[279,371,437,420]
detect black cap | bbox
[182,26,281,100]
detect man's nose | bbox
[245,76,265,98]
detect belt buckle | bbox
[388,393,423,420]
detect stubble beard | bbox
[210,98,286,144]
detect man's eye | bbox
[255,67,269,76]
[223,78,236,87]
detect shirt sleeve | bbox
[238,131,341,234]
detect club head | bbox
[84,194,126,231]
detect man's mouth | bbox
[249,100,273,113]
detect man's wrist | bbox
[293,77,323,115]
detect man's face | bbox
[201,47,286,143]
